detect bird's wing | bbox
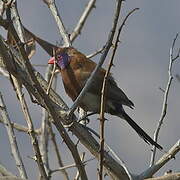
[68,48,134,108]
[107,75,134,108]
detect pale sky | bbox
[0,0,180,179]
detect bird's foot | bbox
[60,110,75,128]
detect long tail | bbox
[120,111,163,150]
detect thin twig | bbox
[0,91,28,179]
[0,116,41,134]
[43,0,71,47]
[150,33,180,166]
[10,0,25,43]
[98,7,139,180]
[140,140,180,179]
[0,67,9,77]
[0,163,16,177]
[50,156,95,175]
[32,64,47,67]
[48,120,70,180]
[68,0,123,116]
[7,22,88,180]
[86,45,106,59]
[0,1,5,16]
[40,65,54,176]
[46,49,56,95]
[11,76,48,180]
[74,152,86,180]
[0,33,133,179]
[70,0,96,42]
[82,124,131,172]
[6,3,48,178]
[146,172,180,180]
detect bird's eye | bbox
[57,55,62,60]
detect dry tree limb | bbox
[0,1,5,16]
[0,176,27,180]
[0,92,28,179]
[70,0,96,42]
[74,152,86,180]
[0,67,9,77]
[40,65,52,176]
[42,0,71,47]
[86,46,106,59]
[9,0,25,43]
[0,116,41,134]
[0,34,131,180]
[6,3,48,178]
[7,0,36,60]
[0,163,15,177]
[48,122,70,180]
[145,172,180,180]
[10,77,48,180]
[40,63,68,179]
[0,1,134,179]
[40,48,58,175]
[150,33,180,166]
[140,140,180,179]
[49,155,94,175]
[6,22,88,180]
[41,46,69,179]
[98,7,139,180]
[46,49,56,95]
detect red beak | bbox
[48,57,55,64]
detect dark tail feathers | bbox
[120,112,163,150]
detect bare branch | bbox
[0,67,9,77]
[40,63,67,178]
[11,76,48,180]
[98,8,139,180]
[32,64,47,67]
[146,172,180,180]
[10,0,25,43]
[0,163,15,177]
[70,0,96,42]
[40,66,52,176]
[140,140,180,179]
[42,0,71,47]
[0,116,41,134]
[0,1,5,16]
[6,22,88,180]
[50,155,94,175]
[86,45,106,59]
[74,152,86,180]
[150,33,180,166]
[0,176,27,180]
[0,92,28,179]
[68,0,124,116]
[0,29,133,180]
[46,49,56,95]
[49,122,70,180]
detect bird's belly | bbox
[80,92,116,113]
[80,93,100,112]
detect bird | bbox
[48,47,162,150]
[14,27,162,150]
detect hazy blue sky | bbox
[0,0,180,179]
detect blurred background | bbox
[0,0,180,179]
